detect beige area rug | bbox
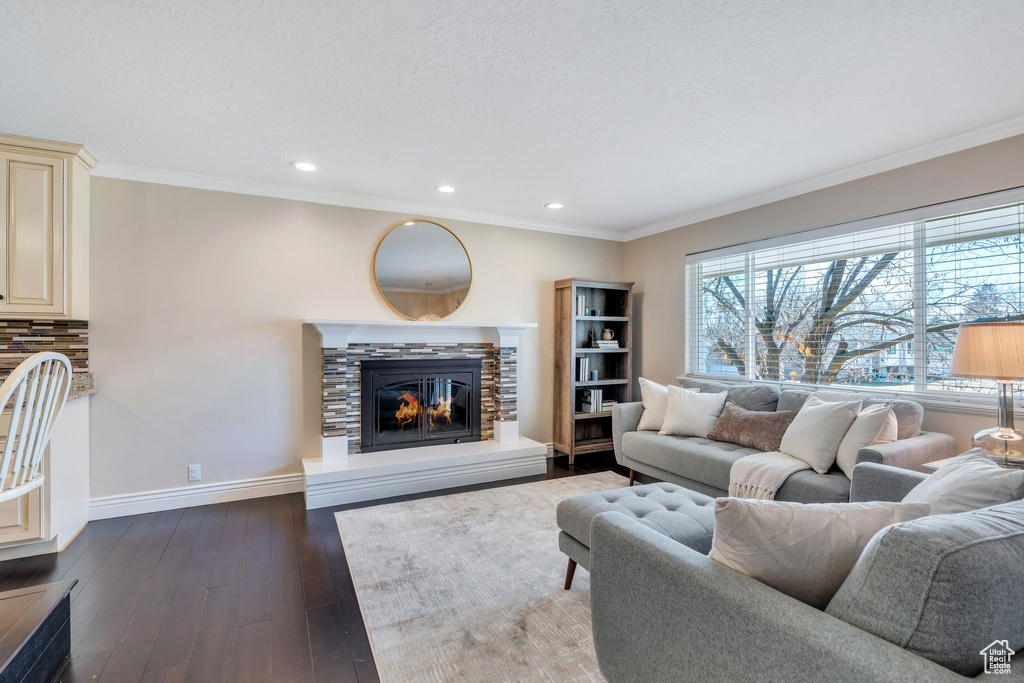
[335,470,628,683]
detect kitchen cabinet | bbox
[0,134,94,320]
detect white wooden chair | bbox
[0,352,72,504]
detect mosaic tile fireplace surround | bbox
[323,343,516,454]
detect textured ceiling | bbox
[3,1,1024,238]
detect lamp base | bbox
[972,427,1024,468]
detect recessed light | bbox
[291,161,317,172]
[545,202,564,209]
[436,185,456,193]
[404,221,415,225]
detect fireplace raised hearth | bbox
[360,359,482,453]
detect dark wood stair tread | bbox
[0,579,76,683]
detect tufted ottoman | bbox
[556,482,716,589]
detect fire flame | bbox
[395,390,422,430]
[428,397,452,428]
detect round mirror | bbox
[374,220,472,320]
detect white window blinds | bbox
[686,187,1024,394]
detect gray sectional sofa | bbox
[612,378,958,503]
[588,463,1024,681]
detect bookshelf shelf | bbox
[553,278,633,463]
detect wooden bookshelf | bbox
[553,278,634,463]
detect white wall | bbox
[89,178,622,498]
[624,134,1024,452]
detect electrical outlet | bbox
[188,464,201,482]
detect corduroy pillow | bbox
[706,401,798,452]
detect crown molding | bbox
[90,162,626,242]
[624,114,1024,242]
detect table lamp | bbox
[950,321,1024,466]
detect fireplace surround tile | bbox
[322,343,518,454]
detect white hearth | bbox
[302,318,547,509]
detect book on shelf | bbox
[591,340,620,348]
[576,356,590,382]
[580,388,603,413]
[575,294,586,316]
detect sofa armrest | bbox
[849,462,927,502]
[855,431,957,472]
[589,511,964,683]
[612,402,644,467]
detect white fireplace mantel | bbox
[304,318,537,349]
[301,317,546,509]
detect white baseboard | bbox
[89,442,557,521]
[88,473,304,520]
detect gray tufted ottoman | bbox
[556,482,716,589]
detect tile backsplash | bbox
[0,320,89,376]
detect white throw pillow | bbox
[710,497,931,608]
[780,397,861,474]
[637,378,675,431]
[835,404,898,478]
[903,449,1024,514]
[659,385,727,438]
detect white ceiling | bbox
[3,1,1024,241]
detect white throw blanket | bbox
[729,451,811,500]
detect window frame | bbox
[684,186,1024,416]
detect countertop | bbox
[69,372,96,400]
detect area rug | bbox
[335,470,628,682]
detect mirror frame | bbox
[372,219,473,321]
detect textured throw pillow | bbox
[706,401,798,452]
[779,397,862,474]
[827,500,1024,676]
[903,449,1024,514]
[710,498,931,609]
[835,404,897,479]
[637,377,674,431]
[659,385,727,438]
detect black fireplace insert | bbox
[360,359,482,453]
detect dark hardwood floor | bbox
[0,453,636,682]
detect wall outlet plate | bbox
[188,464,201,482]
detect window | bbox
[686,189,1024,396]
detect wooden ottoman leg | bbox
[563,559,577,590]
[629,469,635,486]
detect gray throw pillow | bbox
[706,401,797,452]
[903,449,1024,514]
[826,500,1024,676]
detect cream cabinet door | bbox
[0,489,43,544]
[0,152,66,316]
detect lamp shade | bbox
[949,322,1024,380]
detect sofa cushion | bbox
[826,500,1024,677]
[622,431,757,491]
[659,386,727,438]
[775,468,853,504]
[780,397,861,474]
[680,379,780,412]
[902,449,1024,514]
[778,388,923,440]
[711,498,931,609]
[637,377,673,431]
[706,401,798,452]
[555,482,715,551]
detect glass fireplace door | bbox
[374,379,425,446]
[423,373,474,441]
